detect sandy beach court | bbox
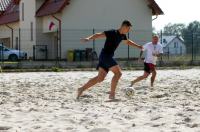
[0,69,200,132]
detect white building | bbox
[0,0,19,49]
[161,36,186,55]
[0,0,163,60]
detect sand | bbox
[0,69,200,132]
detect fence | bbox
[0,28,200,69]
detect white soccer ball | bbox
[123,87,135,98]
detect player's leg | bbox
[151,70,157,87]
[77,67,107,99]
[130,63,150,86]
[109,65,122,99]
[130,72,149,86]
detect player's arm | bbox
[153,47,163,57]
[139,50,143,59]
[137,50,144,62]
[124,39,143,50]
[81,32,106,42]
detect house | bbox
[0,0,11,11]
[0,0,163,60]
[161,36,186,55]
[0,0,19,49]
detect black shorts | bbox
[144,62,155,74]
[96,50,118,73]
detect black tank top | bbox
[103,29,127,55]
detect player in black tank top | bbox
[103,29,127,55]
[77,20,143,100]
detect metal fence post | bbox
[160,30,163,66]
[92,28,95,67]
[0,43,4,68]
[93,28,95,51]
[0,43,2,72]
[19,28,21,62]
[56,29,59,67]
[128,32,130,62]
[192,31,194,64]
[33,45,35,60]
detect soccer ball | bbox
[123,87,135,98]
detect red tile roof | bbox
[36,0,70,17]
[0,0,11,11]
[147,0,164,15]
[0,0,19,25]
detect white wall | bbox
[0,22,19,49]
[36,15,62,60]
[59,0,152,59]
[20,0,37,58]
[0,0,153,60]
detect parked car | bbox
[0,43,27,61]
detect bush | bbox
[51,67,62,72]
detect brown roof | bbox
[0,0,19,25]
[147,0,164,15]
[36,0,163,17]
[36,0,70,17]
[0,0,11,11]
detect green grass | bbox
[0,61,19,64]
[51,67,63,72]
[161,54,200,62]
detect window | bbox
[163,39,167,44]
[174,42,178,48]
[21,3,24,21]
[30,22,33,41]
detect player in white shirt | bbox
[130,35,163,87]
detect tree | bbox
[182,21,200,54]
[152,27,156,34]
[163,23,186,37]
[152,26,160,36]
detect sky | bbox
[153,0,200,31]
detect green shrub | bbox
[51,67,62,72]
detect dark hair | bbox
[121,20,132,27]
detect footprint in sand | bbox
[186,123,199,128]
[151,123,165,127]
[0,126,12,130]
[184,117,192,123]
[89,128,110,132]
[0,92,10,96]
[151,93,169,98]
[151,116,162,121]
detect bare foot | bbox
[130,81,134,87]
[77,88,84,99]
[109,94,115,100]
[150,85,154,90]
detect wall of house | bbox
[36,14,62,60]
[0,0,154,60]
[19,0,37,58]
[164,38,186,55]
[0,22,20,49]
[59,0,152,59]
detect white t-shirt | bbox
[143,42,163,65]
